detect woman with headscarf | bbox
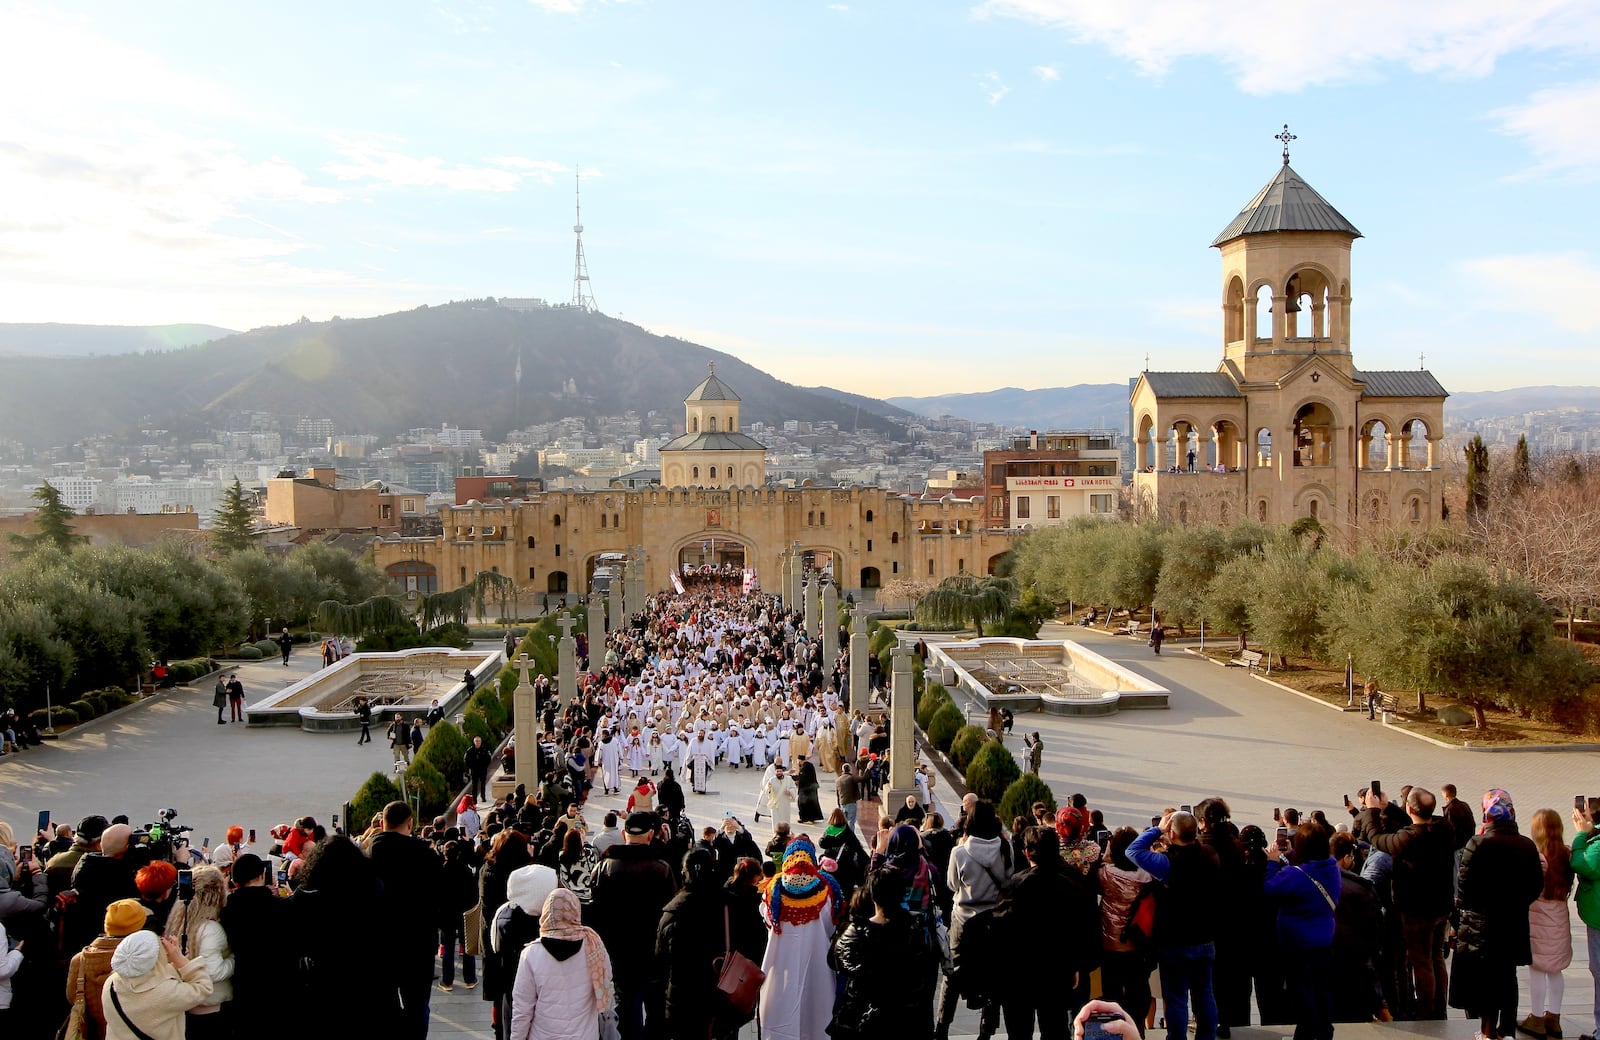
[1450,789,1543,1040]
[101,931,212,1040]
[161,865,232,1038]
[508,888,614,1040]
[758,836,845,1040]
[489,864,561,1039]
[658,848,768,1040]
[1055,806,1103,875]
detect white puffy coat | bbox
[507,939,609,1040]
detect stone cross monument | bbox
[587,591,605,672]
[885,646,917,811]
[803,578,818,638]
[821,580,839,672]
[849,603,869,707]
[608,577,623,631]
[512,652,538,791]
[556,612,577,705]
[788,541,804,609]
[778,548,791,610]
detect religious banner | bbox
[670,569,686,595]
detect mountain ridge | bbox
[0,322,237,358]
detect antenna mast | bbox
[571,167,596,312]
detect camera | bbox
[131,808,193,865]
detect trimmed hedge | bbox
[254,639,279,656]
[998,774,1057,827]
[69,699,97,720]
[36,707,78,726]
[234,645,264,660]
[950,725,988,771]
[927,704,964,752]
[460,711,495,747]
[469,688,508,734]
[417,720,469,785]
[916,683,952,731]
[966,741,1022,803]
[350,772,404,832]
[404,759,450,819]
[868,624,897,656]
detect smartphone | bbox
[36,810,49,836]
[176,869,194,901]
[248,828,257,845]
[277,868,288,885]
[1150,816,1161,828]
[203,836,211,849]
[1276,826,1289,841]
[1179,804,1193,814]
[1084,1013,1124,1040]
[1272,807,1281,822]
[332,814,340,828]
[1577,795,1587,811]
[1343,794,1351,808]
[1371,779,1382,798]
[17,846,31,864]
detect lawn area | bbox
[1194,645,1600,747]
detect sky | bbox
[0,2,1596,398]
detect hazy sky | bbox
[0,2,1595,396]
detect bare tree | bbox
[1480,452,1600,639]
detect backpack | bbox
[49,888,81,961]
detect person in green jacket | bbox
[1568,805,1600,1040]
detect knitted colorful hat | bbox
[762,836,842,933]
[1482,788,1515,823]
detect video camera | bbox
[131,808,193,865]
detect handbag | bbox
[55,971,87,1040]
[713,905,765,1022]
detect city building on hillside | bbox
[265,466,409,536]
[1129,151,1447,535]
[982,431,1121,528]
[455,473,544,504]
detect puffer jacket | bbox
[1098,862,1153,952]
[102,955,212,1040]
[507,937,611,1040]
[0,922,21,1010]
[1263,857,1340,949]
[186,919,234,1008]
[1571,830,1600,930]
[1529,853,1574,973]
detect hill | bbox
[0,323,236,357]
[0,304,903,447]
[801,385,919,422]
[888,384,1130,431]
[1445,386,1600,421]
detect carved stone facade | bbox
[1129,159,1447,537]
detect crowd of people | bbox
[3,579,1598,1040]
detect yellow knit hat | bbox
[104,899,147,938]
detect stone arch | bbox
[860,566,881,589]
[385,560,437,595]
[1255,427,1273,468]
[709,415,718,433]
[1225,274,1246,343]
[1164,415,1205,471]
[1295,482,1334,520]
[526,535,536,549]
[1283,262,1338,340]
[1398,417,1435,469]
[1359,417,1393,470]
[552,512,562,527]
[1291,400,1340,467]
[690,417,698,433]
[547,570,569,594]
[1136,412,1158,470]
[1209,416,1245,470]
[1254,282,1273,341]
[986,553,1007,575]
[1256,498,1269,523]
[864,508,874,522]
[1364,490,1387,523]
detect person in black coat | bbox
[465,737,493,804]
[829,870,937,1040]
[219,854,295,1040]
[439,840,479,989]
[656,848,767,1040]
[657,765,686,815]
[367,801,447,1039]
[994,826,1101,1039]
[712,816,763,883]
[1450,790,1543,1040]
[1327,834,1382,1024]
[590,813,680,1038]
[290,836,387,1035]
[795,757,824,824]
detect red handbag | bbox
[713,905,765,1023]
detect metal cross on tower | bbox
[571,167,597,312]
[1276,124,1297,166]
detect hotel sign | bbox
[1007,476,1118,489]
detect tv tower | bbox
[571,167,596,312]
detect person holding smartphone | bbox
[1263,823,1340,1040]
[1127,811,1223,1040]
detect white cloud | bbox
[529,0,589,11]
[828,3,850,10]
[978,71,1009,105]
[975,0,1600,94]
[325,141,564,191]
[1032,64,1060,81]
[1493,81,1600,179]
[1461,251,1600,333]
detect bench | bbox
[1377,693,1401,716]
[1117,621,1143,637]
[1228,649,1265,671]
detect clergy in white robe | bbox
[596,731,623,794]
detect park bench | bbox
[1377,693,1401,717]
[1117,620,1142,637]
[1228,649,1265,671]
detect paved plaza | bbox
[3,622,1597,1038]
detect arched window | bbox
[690,418,698,433]
[710,416,719,432]
[958,558,965,573]
[866,539,872,552]
[1410,497,1421,522]
[692,466,700,480]
[1309,499,1320,520]
[891,531,900,545]
[710,466,717,479]
[552,513,562,527]
[819,511,826,525]
[864,509,874,522]
[526,535,535,549]
[807,510,814,525]
[600,514,607,528]
[613,513,619,528]
[1257,500,1267,522]
[726,414,734,431]
[554,543,561,557]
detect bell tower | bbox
[1214,126,1361,383]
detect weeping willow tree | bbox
[915,575,1018,635]
[418,571,517,630]
[317,595,412,637]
